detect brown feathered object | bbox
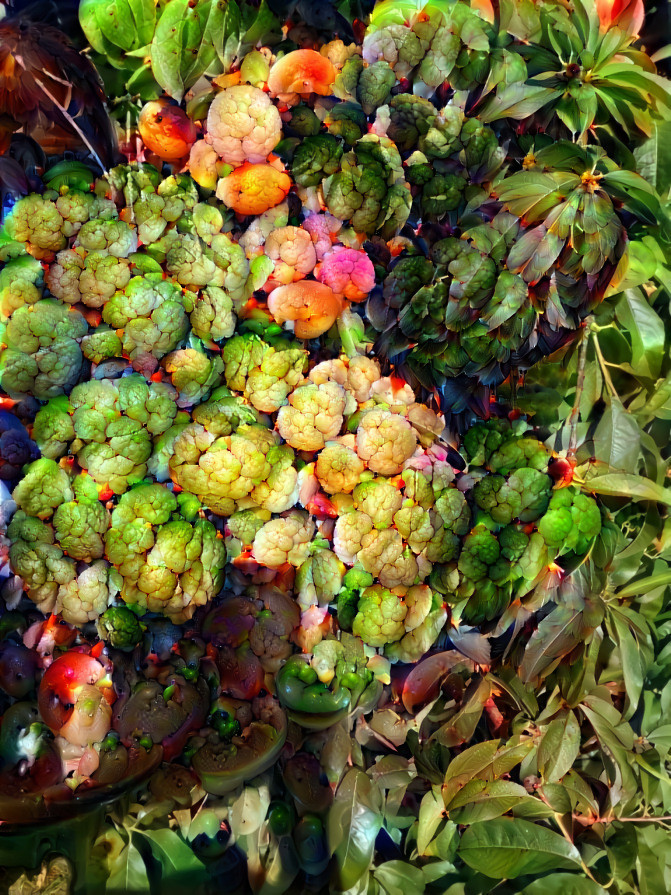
[0,17,117,168]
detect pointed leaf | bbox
[139,828,206,890]
[586,473,671,504]
[458,818,581,878]
[537,711,580,782]
[520,606,585,683]
[328,768,383,890]
[107,838,151,895]
[615,288,665,380]
[481,84,560,122]
[593,400,641,471]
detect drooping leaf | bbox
[537,711,581,782]
[328,768,383,891]
[151,0,226,101]
[107,837,151,895]
[586,473,671,504]
[138,828,207,892]
[615,289,665,381]
[520,606,586,683]
[593,399,642,471]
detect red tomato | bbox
[216,643,264,700]
[38,651,110,734]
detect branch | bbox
[568,319,591,459]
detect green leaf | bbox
[481,84,560,122]
[615,289,665,380]
[417,789,445,856]
[241,0,280,48]
[617,569,671,598]
[89,0,156,51]
[634,120,671,194]
[537,711,580,782]
[374,860,426,895]
[151,0,225,101]
[328,768,383,891]
[138,828,206,890]
[220,0,244,69]
[593,400,641,471]
[519,873,607,894]
[107,837,151,895]
[449,780,533,824]
[586,473,671,504]
[602,170,663,225]
[606,824,638,880]
[520,606,586,683]
[458,818,581,878]
[607,607,650,719]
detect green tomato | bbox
[267,800,296,837]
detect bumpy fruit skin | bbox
[538,487,601,555]
[252,510,315,568]
[356,408,418,475]
[316,442,365,494]
[4,195,67,255]
[0,300,88,399]
[12,459,73,520]
[56,561,118,626]
[104,483,226,622]
[314,246,376,301]
[277,382,346,452]
[352,584,406,647]
[168,422,283,516]
[97,606,145,651]
[206,86,282,166]
[265,226,317,285]
[8,510,76,614]
[292,135,343,188]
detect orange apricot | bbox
[216,162,292,216]
[138,99,197,162]
[267,281,343,339]
[268,49,336,98]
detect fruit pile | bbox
[0,0,670,892]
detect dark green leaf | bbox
[458,818,581,878]
[520,606,586,683]
[593,400,641,471]
[481,84,559,122]
[519,873,607,894]
[328,768,382,890]
[537,711,580,782]
[138,828,206,887]
[615,289,665,380]
[107,838,151,895]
